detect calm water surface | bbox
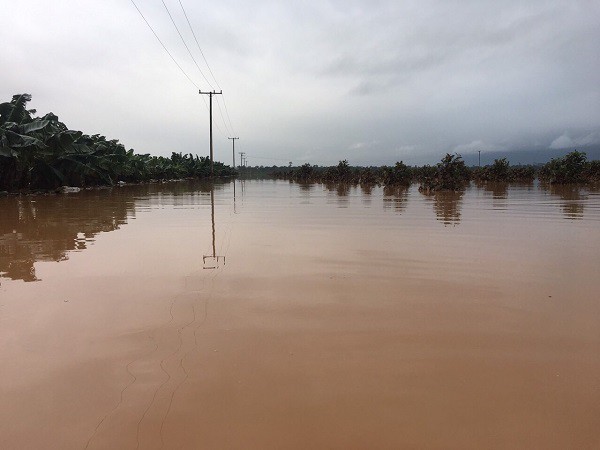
[1,180,599,449]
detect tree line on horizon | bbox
[0,94,236,193]
[273,151,600,191]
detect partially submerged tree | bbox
[419,153,470,193]
[539,150,587,184]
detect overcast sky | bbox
[2,0,599,165]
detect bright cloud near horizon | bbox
[2,0,599,165]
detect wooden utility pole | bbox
[199,90,223,176]
[478,150,481,167]
[228,137,239,168]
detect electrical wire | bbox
[129,0,199,90]
[178,0,237,135]
[131,0,231,145]
[160,0,214,90]
[221,93,236,136]
[178,0,221,89]
[214,96,232,136]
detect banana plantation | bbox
[275,152,600,191]
[0,94,236,192]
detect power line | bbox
[178,0,237,135]
[214,95,232,136]
[131,0,231,146]
[178,0,221,89]
[221,93,236,135]
[129,0,199,90]
[160,0,214,90]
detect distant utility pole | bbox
[228,137,239,168]
[199,90,223,176]
[239,152,246,168]
[478,150,481,167]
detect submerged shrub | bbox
[294,163,314,182]
[583,160,600,184]
[419,153,470,193]
[381,161,412,186]
[539,150,587,184]
[472,158,535,182]
[510,165,535,181]
[358,167,378,185]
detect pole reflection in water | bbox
[202,185,226,269]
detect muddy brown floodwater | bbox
[1,180,599,449]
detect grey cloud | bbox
[1,0,599,166]
[550,131,600,149]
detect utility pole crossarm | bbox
[198,90,223,177]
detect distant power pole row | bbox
[238,152,247,168]
[228,137,239,168]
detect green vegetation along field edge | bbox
[272,152,599,192]
[0,94,236,193]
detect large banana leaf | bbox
[2,129,47,149]
[0,94,33,125]
[18,120,51,135]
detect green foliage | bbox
[335,159,352,182]
[381,161,412,186]
[419,154,470,193]
[0,94,236,192]
[471,158,535,182]
[295,163,315,181]
[509,166,536,181]
[272,152,597,187]
[539,150,587,184]
[486,158,510,181]
[583,160,600,183]
[412,165,436,182]
[358,167,378,185]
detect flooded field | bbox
[1,180,600,449]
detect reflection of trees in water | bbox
[542,184,591,220]
[0,180,233,282]
[479,182,509,199]
[298,182,314,192]
[336,183,350,197]
[360,183,375,205]
[0,191,135,282]
[324,182,351,207]
[360,184,374,196]
[425,191,464,226]
[297,182,314,204]
[383,186,409,213]
[476,181,508,210]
